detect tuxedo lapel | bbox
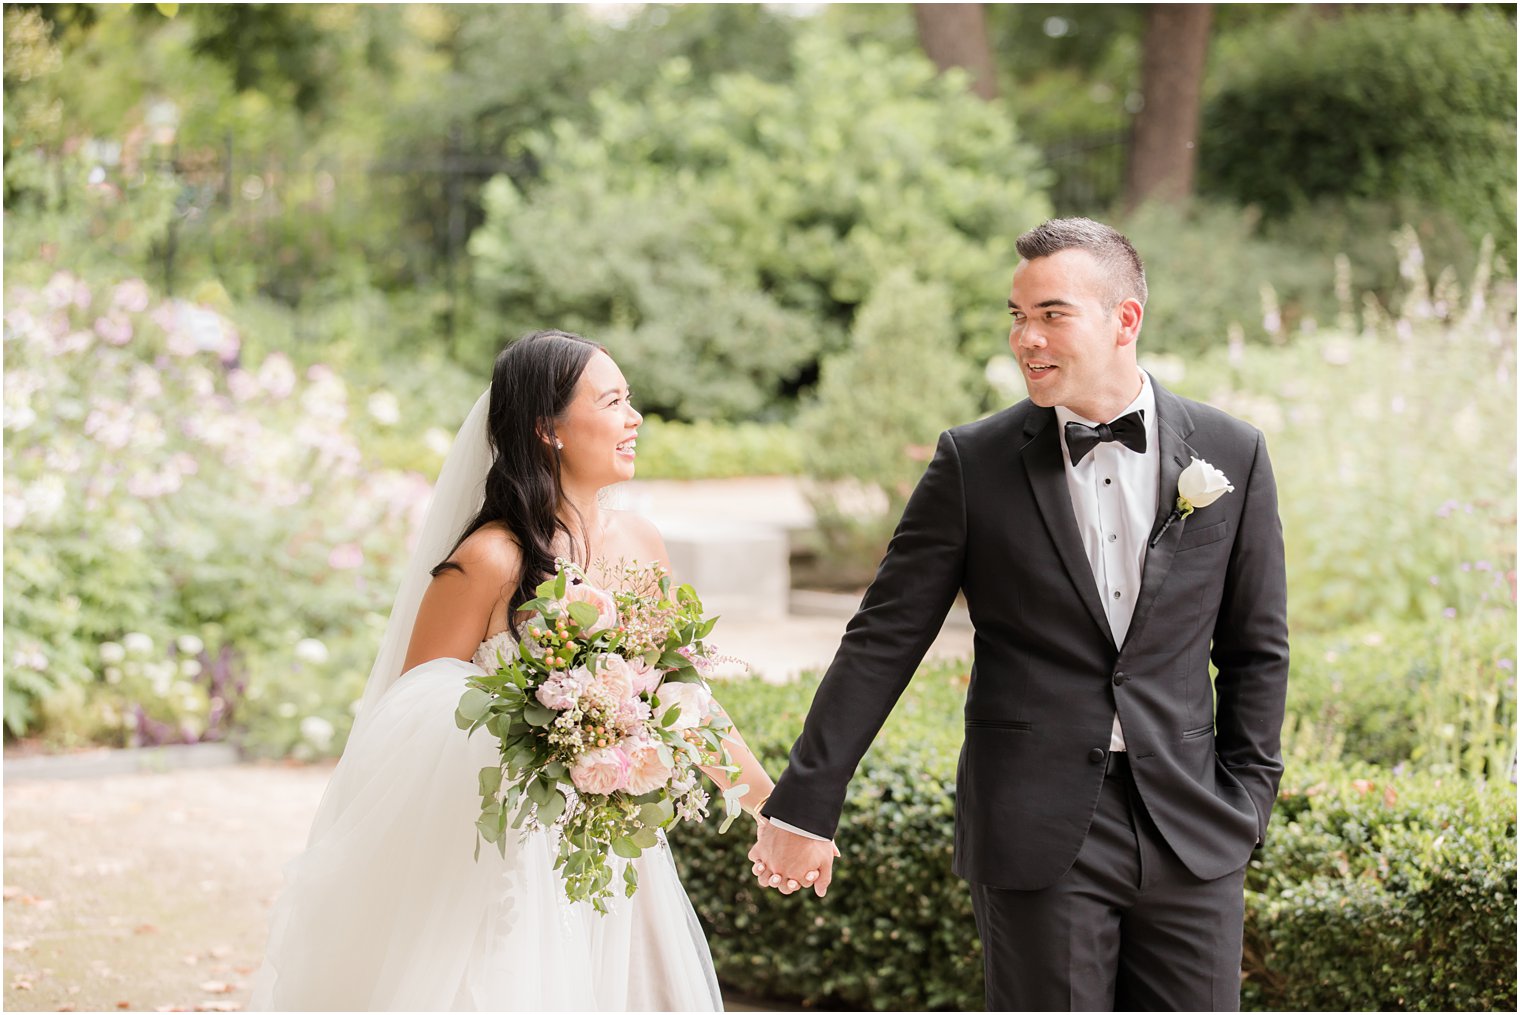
[1020,410,1116,649]
[1127,383,1197,647]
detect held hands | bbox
[747,815,840,898]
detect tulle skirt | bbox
[250,657,723,1011]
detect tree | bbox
[912,3,998,101]
[1124,3,1212,208]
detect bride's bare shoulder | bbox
[440,523,523,583]
[606,510,669,564]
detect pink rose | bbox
[570,746,630,796]
[655,681,714,731]
[628,657,661,696]
[617,696,652,730]
[536,666,592,711]
[592,653,636,702]
[624,740,674,795]
[553,581,617,635]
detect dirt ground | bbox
[3,762,331,1013]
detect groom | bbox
[750,217,1289,1010]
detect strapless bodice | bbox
[471,629,517,671]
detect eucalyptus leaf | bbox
[458,687,493,722]
[523,702,555,727]
[611,837,642,859]
[567,600,599,629]
[538,789,566,824]
[631,826,659,849]
[478,765,504,798]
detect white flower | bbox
[1176,458,1234,516]
[654,680,714,731]
[123,632,154,656]
[367,391,401,426]
[100,642,127,665]
[176,635,204,656]
[277,702,299,719]
[300,716,335,751]
[295,638,329,664]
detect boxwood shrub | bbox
[678,661,1516,1011]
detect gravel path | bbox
[4,763,330,1013]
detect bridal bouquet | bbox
[455,560,747,912]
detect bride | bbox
[251,330,796,1011]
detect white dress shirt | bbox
[1054,369,1159,752]
[770,370,1160,842]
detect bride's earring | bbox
[554,438,564,450]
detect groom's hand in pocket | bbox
[748,816,838,898]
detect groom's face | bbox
[1007,248,1138,419]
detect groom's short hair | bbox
[1016,218,1148,309]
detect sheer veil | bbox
[349,387,493,739]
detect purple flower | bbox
[1498,659,1513,671]
[1442,607,1457,619]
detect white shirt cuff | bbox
[765,816,830,842]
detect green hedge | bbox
[1244,771,1516,1012]
[1202,6,1517,256]
[678,657,1516,1011]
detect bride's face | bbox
[554,351,642,490]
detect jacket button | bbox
[1112,671,1127,686]
[1088,748,1106,764]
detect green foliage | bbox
[679,653,1516,1011]
[1242,767,1517,1012]
[799,269,979,583]
[470,28,1050,421]
[1282,617,1516,779]
[1,270,431,750]
[677,664,977,1011]
[633,416,803,480]
[1119,200,1338,353]
[1172,232,1516,634]
[1202,6,1518,256]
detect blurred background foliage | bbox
[4,5,1514,1007]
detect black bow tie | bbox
[1064,410,1147,465]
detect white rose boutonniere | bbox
[1150,457,1235,547]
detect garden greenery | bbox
[1202,5,1517,257]
[676,641,1516,1012]
[469,28,1049,421]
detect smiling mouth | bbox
[1025,363,1057,376]
[616,436,637,456]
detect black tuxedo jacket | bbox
[764,380,1290,890]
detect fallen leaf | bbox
[3,885,22,900]
[194,1003,241,1013]
[13,977,35,990]
[133,924,159,935]
[5,939,33,952]
[208,946,232,959]
[198,981,231,994]
[116,1002,131,1009]
[155,1006,190,1013]
[232,966,254,975]
[56,1007,76,1012]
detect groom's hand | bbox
[748,816,837,897]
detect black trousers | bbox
[968,752,1247,1012]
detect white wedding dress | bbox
[250,635,724,1011]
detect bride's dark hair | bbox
[432,329,606,612]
